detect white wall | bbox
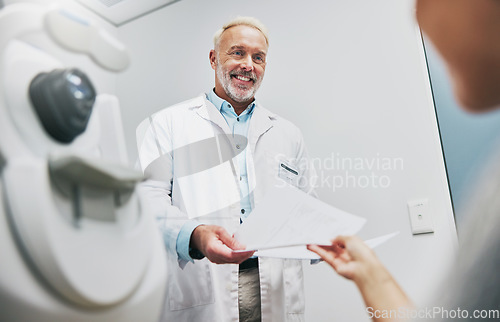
[116,0,458,320]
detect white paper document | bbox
[234,183,366,258]
[364,231,400,249]
[248,231,401,259]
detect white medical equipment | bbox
[0,2,166,321]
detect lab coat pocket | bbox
[267,151,300,187]
[167,258,214,311]
[278,161,300,185]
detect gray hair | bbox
[213,16,269,50]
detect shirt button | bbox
[239,176,242,181]
[241,209,245,214]
[237,117,240,122]
[236,144,240,149]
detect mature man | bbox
[138,17,316,322]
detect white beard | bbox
[216,61,263,103]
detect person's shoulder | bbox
[257,103,302,133]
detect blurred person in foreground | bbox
[308,0,500,321]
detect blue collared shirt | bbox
[176,90,255,261]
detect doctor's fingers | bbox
[216,228,246,251]
[225,250,255,264]
[206,246,254,264]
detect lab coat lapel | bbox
[195,95,241,193]
[248,104,275,152]
[247,104,275,209]
[195,96,232,134]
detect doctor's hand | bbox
[190,225,255,264]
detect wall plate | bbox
[408,199,434,235]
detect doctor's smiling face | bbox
[210,24,268,112]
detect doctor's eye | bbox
[231,50,244,58]
[253,54,265,64]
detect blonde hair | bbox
[213,16,269,49]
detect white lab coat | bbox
[137,94,316,322]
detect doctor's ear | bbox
[209,50,217,70]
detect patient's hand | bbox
[308,235,412,321]
[308,235,382,283]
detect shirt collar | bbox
[207,89,256,117]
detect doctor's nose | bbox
[240,55,254,71]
